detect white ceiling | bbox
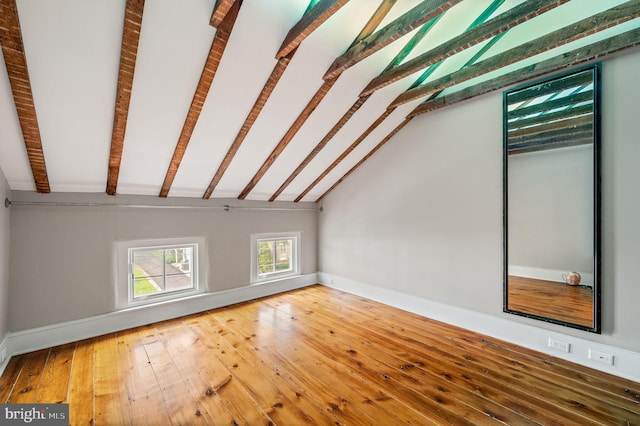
[0,0,637,201]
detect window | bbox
[251,233,300,283]
[116,237,206,308]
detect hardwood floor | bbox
[0,285,638,425]
[507,275,594,327]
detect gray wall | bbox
[319,49,640,352]
[0,168,9,340]
[8,193,317,331]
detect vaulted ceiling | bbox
[1,0,638,202]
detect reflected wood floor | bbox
[1,285,638,425]
[507,275,594,327]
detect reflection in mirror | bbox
[503,64,600,333]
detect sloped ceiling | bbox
[1,0,638,202]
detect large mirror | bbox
[503,64,601,333]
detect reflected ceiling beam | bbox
[409,27,640,118]
[106,0,145,196]
[210,0,236,28]
[203,0,355,199]
[315,117,412,203]
[159,1,241,198]
[269,13,440,202]
[277,0,351,58]
[238,0,396,200]
[361,0,568,96]
[392,1,640,108]
[324,0,462,80]
[0,0,50,193]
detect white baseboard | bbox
[5,274,316,363]
[509,265,594,287]
[318,272,640,382]
[0,333,8,376]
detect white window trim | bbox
[251,232,301,284]
[115,237,207,309]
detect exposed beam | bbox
[349,0,397,48]
[393,1,640,108]
[361,0,568,96]
[210,0,237,28]
[0,0,50,193]
[202,50,295,199]
[269,9,441,201]
[277,0,350,58]
[269,94,370,201]
[159,1,241,198]
[238,0,396,200]
[315,117,412,203]
[409,27,640,118]
[236,78,337,200]
[106,0,145,196]
[294,107,396,202]
[324,0,462,80]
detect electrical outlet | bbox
[588,349,614,366]
[548,338,570,353]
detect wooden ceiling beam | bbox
[269,94,370,201]
[202,49,295,199]
[324,0,462,80]
[106,0,145,196]
[159,1,241,198]
[315,117,412,203]
[277,0,351,59]
[237,78,337,200]
[409,27,640,118]
[269,2,439,201]
[0,0,49,193]
[238,0,395,200]
[294,107,396,202]
[361,0,568,96]
[210,0,237,28]
[392,1,640,108]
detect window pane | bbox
[132,249,165,297]
[275,239,292,272]
[258,241,274,274]
[131,246,194,299]
[165,247,193,292]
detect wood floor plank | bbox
[314,286,640,415]
[1,285,638,425]
[0,355,23,403]
[93,333,131,425]
[186,316,316,425]
[35,342,75,404]
[7,348,49,404]
[209,302,442,425]
[261,293,543,426]
[188,312,343,425]
[67,338,95,426]
[151,320,236,424]
[290,289,614,424]
[138,324,211,425]
[116,329,172,426]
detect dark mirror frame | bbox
[503,63,602,333]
